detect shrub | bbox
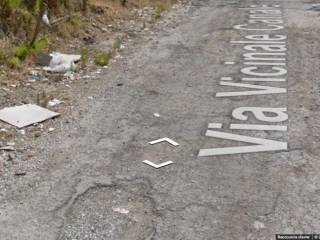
[13,44,30,60]
[32,38,48,51]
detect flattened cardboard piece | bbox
[0,104,60,128]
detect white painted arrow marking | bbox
[149,137,179,146]
[143,160,173,169]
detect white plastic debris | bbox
[113,207,129,214]
[48,99,63,107]
[42,10,50,26]
[43,52,81,72]
[17,129,25,135]
[0,104,60,128]
[64,71,75,80]
[253,221,265,229]
[48,127,55,132]
[0,146,15,151]
[153,113,160,117]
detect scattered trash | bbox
[0,146,15,151]
[149,137,179,146]
[42,10,50,26]
[113,207,129,214]
[64,71,75,80]
[36,53,52,66]
[0,104,60,128]
[153,113,160,117]
[17,129,26,135]
[43,52,81,72]
[28,71,40,82]
[253,221,265,229]
[48,127,55,132]
[48,99,63,107]
[143,160,173,169]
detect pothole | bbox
[59,180,156,240]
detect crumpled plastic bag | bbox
[43,52,81,72]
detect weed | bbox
[0,48,7,63]
[13,44,29,60]
[154,3,167,19]
[6,56,21,69]
[32,38,49,52]
[94,52,112,66]
[80,46,89,68]
[69,13,84,30]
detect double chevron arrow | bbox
[143,137,179,169]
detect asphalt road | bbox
[1,0,320,239]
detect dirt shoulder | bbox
[0,0,188,177]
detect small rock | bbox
[14,171,26,176]
[83,36,95,45]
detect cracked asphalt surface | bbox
[1,0,320,239]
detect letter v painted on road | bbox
[198,130,287,156]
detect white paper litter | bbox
[48,127,55,132]
[0,104,60,128]
[113,207,129,214]
[153,113,160,117]
[43,52,81,72]
[48,99,63,106]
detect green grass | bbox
[94,52,112,66]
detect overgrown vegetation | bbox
[0,0,88,68]
[0,0,175,69]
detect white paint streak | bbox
[216,81,286,97]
